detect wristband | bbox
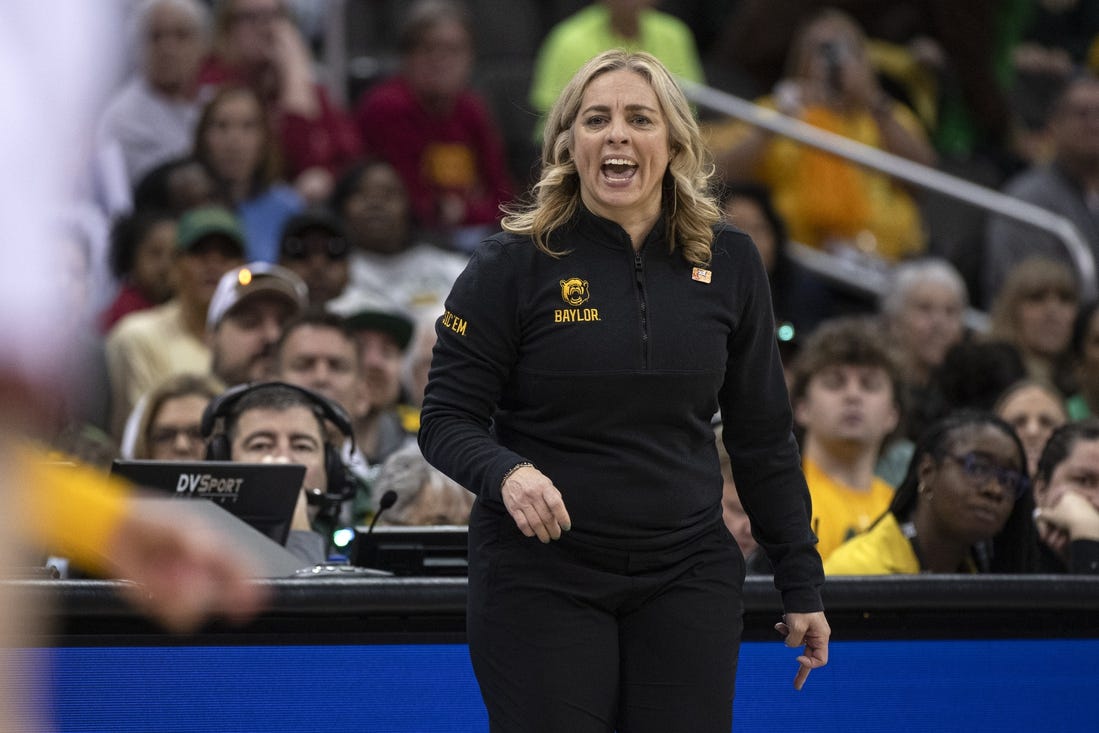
[501,462,534,489]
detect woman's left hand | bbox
[774,611,830,690]
[501,465,571,543]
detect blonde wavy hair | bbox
[502,49,721,266]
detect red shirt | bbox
[100,283,156,333]
[354,76,514,229]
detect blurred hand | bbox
[775,611,830,690]
[501,465,571,543]
[270,18,318,116]
[294,166,335,205]
[269,17,313,78]
[1036,490,1099,544]
[106,500,268,633]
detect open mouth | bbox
[601,157,638,182]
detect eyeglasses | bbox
[149,426,205,446]
[941,452,1028,500]
[281,236,349,261]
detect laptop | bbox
[110,460,305,547]
[351,525,469,576]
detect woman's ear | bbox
[915,453,937,493]
[561,128,574,160]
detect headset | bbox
[200,381,358,521]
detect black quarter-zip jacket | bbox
[420,208,823,611]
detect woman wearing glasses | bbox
[128,373,223,461]
[825,411,1039,574]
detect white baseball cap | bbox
[206,262,309,331]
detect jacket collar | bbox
[565,203,668,254]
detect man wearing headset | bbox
[206,381,355,565]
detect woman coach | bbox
[419,49,829,732]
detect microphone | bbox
[366,490,398,535]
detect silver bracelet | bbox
[500,461,534,489]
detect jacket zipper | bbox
[634,250,649,369]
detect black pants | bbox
[467,505,746,733]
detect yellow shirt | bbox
[824,513,919,575]
[705,97,927,262]
[803,457,894,562]
[825,513,979,575]
[15,445,130,573]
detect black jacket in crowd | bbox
[1037,538,1099,574]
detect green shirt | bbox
[529,4,705,136]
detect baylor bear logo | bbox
[560,278,590,306]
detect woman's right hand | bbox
[501,465,571,543]
[1036,490,1099,544]
[269,18,318,117]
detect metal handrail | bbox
[683,80,1098,302]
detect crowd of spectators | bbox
[41,0,1099,577]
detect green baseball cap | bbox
[328,291,415,351]
[177,206,246,254]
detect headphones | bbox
[200,381,358,515]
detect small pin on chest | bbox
[691,267,712,284]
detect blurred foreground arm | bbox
[14,446,267,632]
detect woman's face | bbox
[1036,437,1099,513]
[894,281,965,374]
[148,394,210,461]
[132,220,177,303]
[404,19,473,103]
[920,424,1022,545]
[997,385,1067,476]
[202,91,266,185]
[795,15,866,85]
[342,163,410,253]
[1016,286,1077,359]
[723,197,776,272]
[571,69,671,231]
